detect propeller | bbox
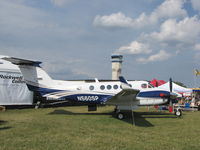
[169,78,173,105]
[169,78,172,93]
[168,78,173,112]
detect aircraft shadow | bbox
[0,120,12,131]
[48,109,177,127]
[136,111,178,118]
[48,109,113,116]
[123,111,179,127]
[121,112,154,127]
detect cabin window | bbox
[129,84,132,87]
[141,83,147,88]
[100,85,105,90]
[113,85,118,89]
[89,85,94,90]
[107,85,112,90]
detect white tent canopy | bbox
[158,82,192,94]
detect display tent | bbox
[150,79,166,87]
[158,81,192,94]
[0,55,33,105]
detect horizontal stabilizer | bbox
[2,57,42,66]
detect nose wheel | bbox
[174,108,182,117]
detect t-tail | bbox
[2,57,55,94]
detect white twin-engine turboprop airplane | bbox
[3,57,181,119]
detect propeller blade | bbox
[168,78,174,111]
[169,78,172,92]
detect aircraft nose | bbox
[159,91,178,99]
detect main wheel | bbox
[175,109,182,117]
[117,112,124,120]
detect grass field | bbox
[0,106,200,150]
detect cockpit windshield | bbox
[148,82,154,88]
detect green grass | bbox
[0,106,200,150]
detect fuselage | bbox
[2,57,171,108]
[29,79,169,106]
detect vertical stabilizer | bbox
[2,57,54,91]
[19,65,54,89]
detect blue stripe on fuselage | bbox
[27,84,64,95]
[27,84,112,104]
[137,90,170,98]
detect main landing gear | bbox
[114,108,136,125]
[117,112,124,120]
[114,108,125,120]
[174,108,182,117]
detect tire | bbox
[117,112,124,120]
[175,109,182,117]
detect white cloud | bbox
[136,50,171,63]
[93,12,135,28]
[0,0,48,30]
[51,0,74,7]
[149,16,200,43]
[43,59,83,73]
[93,0,187,29]
[117,41,151,54]
[150,0,187,21]
[191,0,200,12]
[194,44,200,51]
[93,12,153,29]
[0,0,79,40]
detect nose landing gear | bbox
[174,108,182,117]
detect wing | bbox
[106,76,140,105]
[105,87,140,106]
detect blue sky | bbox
[1,0,200,87]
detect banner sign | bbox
[0,71,33,105]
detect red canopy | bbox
[151,79,166,87]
